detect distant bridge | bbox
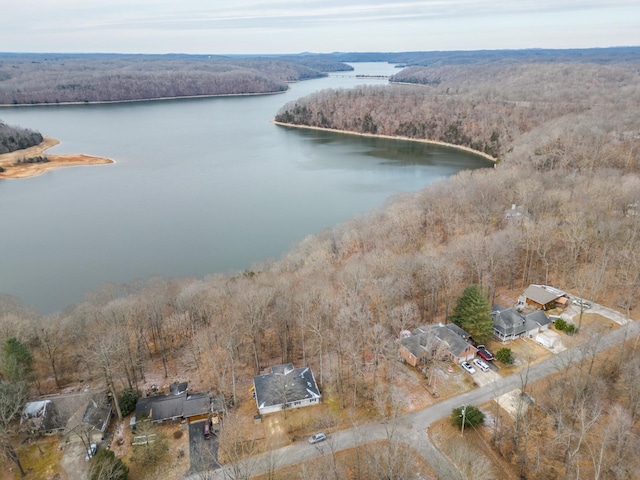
[328,74,390,79]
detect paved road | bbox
[185,320,640,480]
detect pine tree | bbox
[449,285,493,343]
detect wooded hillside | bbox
[2,50,640,479]
[277,60,639,164]
[0,54,350,104]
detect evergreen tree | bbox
[451,405,485,429]
[496,347,514,364]
[448,285,493,343]
[2,337,33,382]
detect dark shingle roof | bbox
[135,392,188,422]
[183,393,211,418]
[253,365,320,411]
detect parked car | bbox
[573,299,592,309]
[204,421,211,439]
[85,443,98,461]
[473,358,490,372]
[309,432,327,444]
[476,345,494,361]
[461,361,476,374]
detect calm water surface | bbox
[0,63,492,312]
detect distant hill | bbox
[289,46,640,66]
[0,53,351,105]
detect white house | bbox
[253,364,321,415]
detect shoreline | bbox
[0,136,113,179]
[270,121,497,163]
[0,88,289,108]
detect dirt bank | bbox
[0,136,113,179]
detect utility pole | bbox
[460,405,466,436]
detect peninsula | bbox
[0,136,113,179]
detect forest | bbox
[1,48,640,479]
[0,53,351,105]
[0,121,42,154]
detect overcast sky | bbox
[3,0,639,55]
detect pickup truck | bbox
[476,345,494,361]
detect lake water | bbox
[0,63,492,313]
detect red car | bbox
[476,345,494,361]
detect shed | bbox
[536,331,560,349]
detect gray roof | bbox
[82,393,112,432]
[183,393,211,418]
[492,307,527,337]
[400,324,473,360]
[253,365,321,410]
[399,329,431,358]
[524,310,552,327]
[437,325,473,357]
[523,285,561,306]
[170,382,188,396]
[445,323,472,341]
[23,391,111,433]
[136,391,211,422]
[135,392,187,422]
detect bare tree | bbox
[0,380,29,476]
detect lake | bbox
[0,63,493,313]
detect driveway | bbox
[60,436,91,480]
[563,294,632,325]
[188,420,220,473]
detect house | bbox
[398,323,477,366]
[492,305,551,342]
[21,391,111,438]
[519,285,567,311]
[81,393,113,436]
[133,382,213,426]
[253,364,321,415]
[398,329,431,367]
[135,393,187,424]
[21,400,62,434]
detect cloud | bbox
[2,0,639,53]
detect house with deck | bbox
[519,285,568,311]
[492,305,552,342]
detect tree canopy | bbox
[451,405,485,429]
[89,449,129,480]
[1,337,33,382]
[496,347,514,364]
[448,285,493,343]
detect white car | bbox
[460,361,476,374]
[473,358,490,372]
[573,299,592,309]
[85,443,97,461]
[309,432,327,444]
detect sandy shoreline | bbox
[271,121,497,162]
[0,136,113,179]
